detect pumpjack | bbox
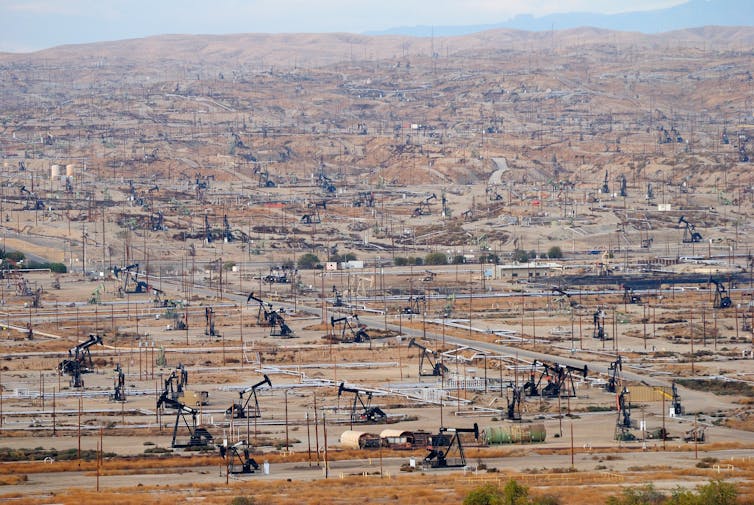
[19,185,45,210]
[683,426,706,443]
[711,279,732,309]
[301,201,326,225]
[605,356,622,394]
[263,266,292,284]
[402,295,425,315]
[623,285,641,304]
[331,285,344,307]
[219,440,260,474]
[254,167,276,188]
[246,292,276,326]
[646,182,654,201]
[408,338,448,377]
[352,191,374,208]
[58,334,103,388]
[522,360,587,398]
[412,193,437,217]
[330,314,369,343]
[156,391,213,448]
[226,375,272,419]
[223,215,233,242]
[505,384,523,421]
[423,423,479,469]
[615,387,635,441]
[110,363,126,402]
[593,308,608,340]
[113,263,149,294]
[551,286,579,309]
[204,214,213,243]
[338,382,387,424]
[678,215,703,243]
[619,174,627,197]
[164,363,189,401]
[268,308,293,337]
[318,172,336,193]
[205,307,217,336]
[150,211,166,231]
[601,170,610,194]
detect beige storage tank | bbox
[340,430,380,449]
[65,164,76,177]
[51,164,62,178]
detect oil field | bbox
[0,20,753,505]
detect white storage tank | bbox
[65,164,76,177]
[51,164,62,178]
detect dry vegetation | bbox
[1,23,754,505]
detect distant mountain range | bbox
[366,0,754,37]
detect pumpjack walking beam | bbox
[226,375,272,419]
[711,279,732,309]
[412,193,437,217]
[111,363,126,402]
[408,338,448,376]
[337,382,387,424]
[58,334,103,388]
[246,292,275,326]
[423,423,479,468]
[678,215,703,243]
[156,391,213,448]
[219,441,260,474]
[605,356,622,394]
[523,360,587,398]
[330,314,370,343]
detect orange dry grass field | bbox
[3,455,753,505]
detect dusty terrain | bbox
[0,26,753,504]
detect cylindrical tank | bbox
[51,164,62,178]
[485,423,546,444]
[340,430,366,450]
[65,164,75,177]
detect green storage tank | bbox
[485,423,546,444]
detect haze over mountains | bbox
[367,0,754,37]
[2,25,753,70]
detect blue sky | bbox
[0,0,687,53]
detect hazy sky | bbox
[0,0,688,53]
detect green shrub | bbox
[297,253,320,269]
[424,252,448,265]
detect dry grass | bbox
[2,456,753,505]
